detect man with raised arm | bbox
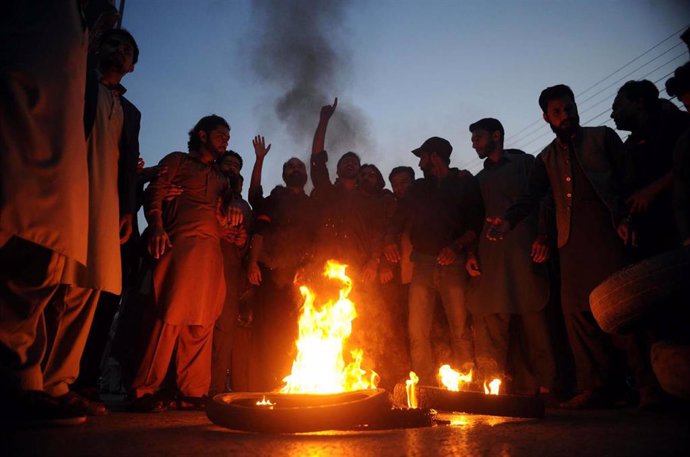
[246,135,315,390]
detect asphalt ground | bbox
[2,404,689,456]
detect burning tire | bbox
[206,389,392,433]
[590,247,690,334]
[393,384,545,419]
[651,340,690,400]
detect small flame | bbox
[483,378,501,395]
[256,396,275,408]
[438,364,473,392]
[280,260,378,394]
[405,371,419,409]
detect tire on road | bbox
[589,247,690,334]
[651,340,690,400]
[207,389,392,433]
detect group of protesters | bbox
[2,2,690,427]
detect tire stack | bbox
[590,247,690,400]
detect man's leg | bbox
[131,319,179,398]
[518,309,556,393]
[42,286,101,397]
[473,313,510,380]
[408,261,437,385]
[0,236,64,393]
[176,323,214,399]
[438,263,472,367]
[210,326,233,396]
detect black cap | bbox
[411,137,452,159]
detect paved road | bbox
[2,407,689,456]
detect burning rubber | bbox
[207,389,395,433]
[393,384,545,419]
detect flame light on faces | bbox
[280,260,379,394]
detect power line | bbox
[577,24,689,97]
[508,44,684,147]
[505,24,689,145]
[513,52,688,153]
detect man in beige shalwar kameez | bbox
[131,115,241,412]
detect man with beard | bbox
[247,137,315,390]
[310,98,377,274]
[65,28,143,414]
[130,115,242,412]
[610,80,690,259]
[465,118,555,394]
[210,150,253,394]
[384,137,484,385]
[487,84,632,408]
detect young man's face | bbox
[99,33,135,75]
[337,155,360,179]
[610,92,638,131]
[419,151,433,176]
[543,96,580,138]
[201,126,230,159]
[220,155,242,177]
[389,172,413,199]
[282,158,307,187]
[471,129,498,159]
[357,166,380,194]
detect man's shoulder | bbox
[160,151,187,164]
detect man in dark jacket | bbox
[385,137,484,385]
[487,84,632,408]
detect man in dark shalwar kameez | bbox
[130,115,241,412]
[465,118,555,394]
[247,138,315,391]
[487,85,633,408]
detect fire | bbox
[256,396,275,408]
[405,371,419,409]
[280,260,378,394]
[484,378,502,395]
[438,364,473,392]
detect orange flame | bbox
[438,364,473,392]
[280,260,378,394]
[483,378,502,395]
[256,396,275,408]
[406,371,419,409]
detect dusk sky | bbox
[121,0,689,199]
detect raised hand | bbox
[252,135,272,160]
[320,97,338,122]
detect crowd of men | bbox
[1,3,690,426]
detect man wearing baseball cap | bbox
[384,136,484,385]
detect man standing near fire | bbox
[486,85,633,409]
[465,118,555,395]
[384,137,484,385]
[247,136,315,391]
[130,115,242,412]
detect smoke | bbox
[250,0,371,156]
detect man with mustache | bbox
[130,115,241,412]
[487,84,632,409]
[247,136,315,390]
